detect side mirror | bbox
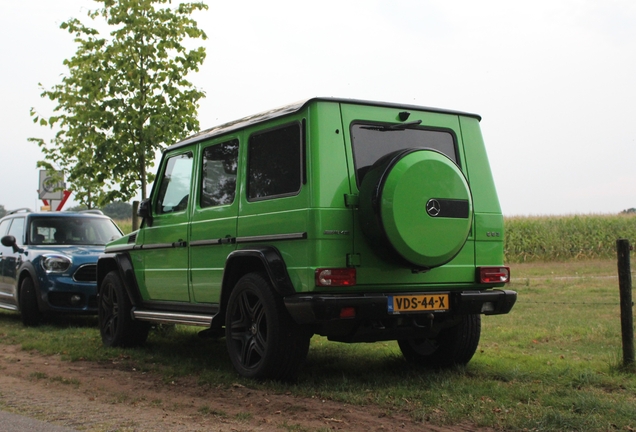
[137,198,153,227]
[1,235,24,253]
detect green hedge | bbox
[504,214,636,263]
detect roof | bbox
[2,211,108,220]
[167,97,481,151]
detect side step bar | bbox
[132,309,213,327]
[0,303,18,312]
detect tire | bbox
[19,277,42,326]
[98,270,150,348]
[225,272,310,381]
[359,149,472,269]
[398,314,481,368]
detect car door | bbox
[0,218,13,298]
[189,138,240,304]
[139,150,194,302]
[0,217,25,304]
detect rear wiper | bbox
[361,120,422,131]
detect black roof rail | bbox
[7,208,32,215]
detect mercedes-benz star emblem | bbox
[426,199,441,217]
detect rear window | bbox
[350,123,457,186]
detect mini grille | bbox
[73,264,97,283]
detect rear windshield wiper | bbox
[361,120,422,132]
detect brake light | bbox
[315,268,357,287]
[479,267,510,283]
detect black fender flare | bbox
[97,252,143,307]
[211,246,296,328]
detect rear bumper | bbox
[284,289,517,325]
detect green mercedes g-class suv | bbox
[97,98,516,380]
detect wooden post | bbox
[617,239,634,370]
[132,200,140,232]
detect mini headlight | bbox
[41,255,72,273]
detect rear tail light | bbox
[478,267,510,283]
[315,268,356,287]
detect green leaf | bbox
[30,0,207,207]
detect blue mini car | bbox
[0,209,122,325]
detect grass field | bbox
[0,259,634,430]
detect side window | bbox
[247,123,302,201]
[155,152,194,215]
[201,139,239,208]
[7,217,25,244]
[0,219,11,237]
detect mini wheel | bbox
[19,277,42,326]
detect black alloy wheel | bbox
[225,272,310,381]
[99,271,149,347]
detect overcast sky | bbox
[1,0,635,216]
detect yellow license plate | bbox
[388,294,450,314]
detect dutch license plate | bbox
[388,293,450,314]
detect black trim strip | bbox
[140,242,175,250]
[190,237,236,247]
[235,232,307,244]
[190,239,223,247]
[428,199,470,219]
[105,244,136,253]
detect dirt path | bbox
[0,344,491,432]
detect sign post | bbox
[38,170,70,211]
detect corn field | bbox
[504,213,636,263]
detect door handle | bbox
[172,240,188,248]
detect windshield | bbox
[350,123,458,186]
[28,216,122,246]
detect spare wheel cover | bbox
[361,149,472,268]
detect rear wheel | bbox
[19,277,41,326]
[398,314,481,368]
[99,271,150,347]
[225,272,310,381]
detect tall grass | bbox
[504,214,636,263]
[114,219,133,234]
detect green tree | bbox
[102,201,133,219]
[30,0,207,207]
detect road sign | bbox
[38,170,65,200]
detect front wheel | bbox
[98,271,149,347]
[398,314,481,368]
[225,272,310,381]
[19,277,42,326]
